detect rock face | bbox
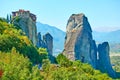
[12,9,37,45]
[43,33,53,55]
[97,42,116,78]
[37,32,46,48]
[12,9,54,62]
[63,13,97,68]
[63,13,116,77]
[37,32,53,56]
[37,32,54,62]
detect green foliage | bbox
[0,17,113,80]
[11,16,22,29]
[0,18,46,64]
[38,48,48,63]
[0,48,43,80]
[0,17,7,22]
[42,59,50,72]
[40,59,112,80]
[0,19,12,34]
[12,16,20,22]
[56,53,72,67]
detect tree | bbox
[0,48,43,80]
[9,14,12,23]
[42,59,51,79]
[6,14,9,23]
[56,53,72,67]
[38,48,48,63]
[42,59,50,72]
[0,19,41,64]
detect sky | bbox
[0,0,120,32]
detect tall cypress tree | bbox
[6,14,9,23]
[9,14,12,23]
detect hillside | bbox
[36,22,66,55]
[0,18,113,79]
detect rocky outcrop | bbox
[37,32,53,56]
[43,33,53,55]
[63,13,97,68]
[63,13,116,77]
[37,32,46,48]
[97,42,116,78]
[12,9,37,45]
[37,32,54,62]
[12,9,54,62]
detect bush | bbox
[0,48,43,80]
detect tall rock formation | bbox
[37,32,42,47]
[11,9,54,62]
[12,9,37,45]
[37,32,54,62]
[43,33,53,56]
[63,13,97,68]
[63,13,116,77]
[37,32,53,55]
[37,32,46,48]
[97,42,116,78]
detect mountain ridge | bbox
[93,30,120,43]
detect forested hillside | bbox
[0,17,113,79]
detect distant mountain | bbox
[36,22,65,55]
[93,30,120,53]
[93,30,120,43]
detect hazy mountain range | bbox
[93,30,120,43]
[37,22,120,54]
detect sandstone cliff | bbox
[12,9,37,45]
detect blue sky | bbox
[0,0,120,32]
